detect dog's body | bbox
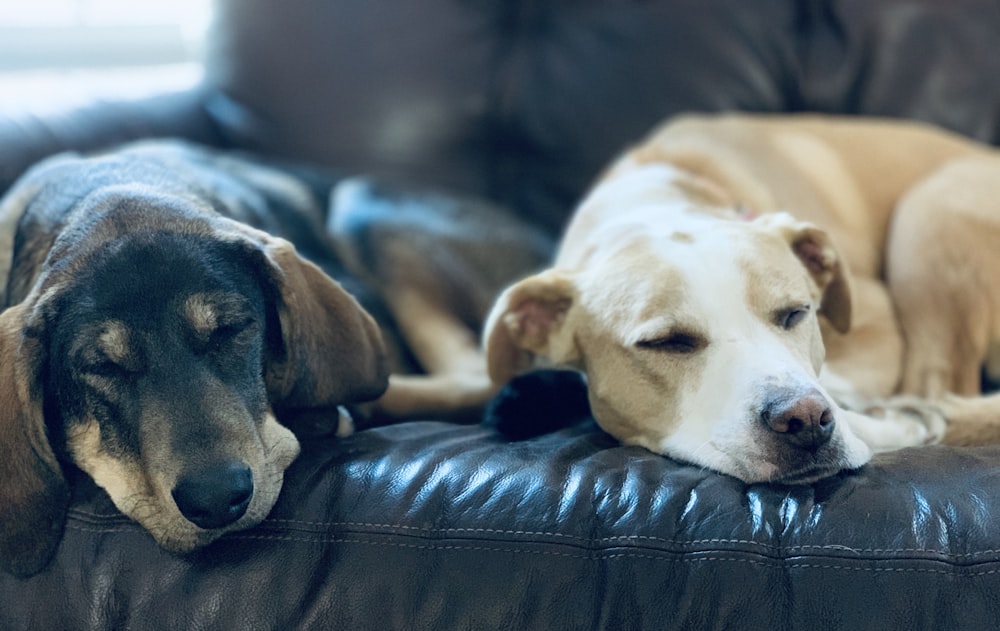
[0,141,388,577]
[480,113,1000,482]
[328,178,553,422]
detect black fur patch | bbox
[483,369,592,440]
[45,231,272,462]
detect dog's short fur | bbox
[336,114,1000,484]
[328,178,553,422]
[482,113,1000,483]
[0,141,388,577]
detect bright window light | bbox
[0,1,212,112]
[0,0,212,70]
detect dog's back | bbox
[613,114,985,278]
[1,141,341,307]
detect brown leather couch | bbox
[3,1,1000,629]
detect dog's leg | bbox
[820,277,905,405]
[372,287,498,421]
[886,155,1000,398]
[930,393,1000,446]
[840,402,947,453]
[329,178,552,422]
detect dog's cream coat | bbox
[484,114,1000,482]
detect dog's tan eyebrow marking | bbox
[97,320,131,364]
[184,293,221,335]
[669,231,694,243]
[184,291,252,336]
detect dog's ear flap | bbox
[758,213,852,333]
[484,270,579,385]
[0,302,70,577]
[789,227,852,334]
[257,236,389,410]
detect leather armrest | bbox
[0,87,224,194]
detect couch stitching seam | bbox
[63,522,1000,561]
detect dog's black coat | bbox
[0,141,388,577]
[45,232,272,454]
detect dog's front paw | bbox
[864,395,947,447]
[483,369,592,440]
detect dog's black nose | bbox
[172,462,254,530]
[761,389,835,450]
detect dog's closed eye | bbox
[73,321,143,380]
[636,330,706,354]
[185,291,261,352]
[84,358,132,379]
[206,317,259,350]
[775,304,811,330]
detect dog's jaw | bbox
[66,412,300,552]
[641,405,873,485]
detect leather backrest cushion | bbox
[204,0,1000,233]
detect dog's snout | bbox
[172,462,254,530]
[761,389,835,450]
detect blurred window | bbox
[0,1,211,111]
[0,0,211,71]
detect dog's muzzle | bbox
[760,387,835,451]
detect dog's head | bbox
[485,208,871,484]
[0,187,388,577]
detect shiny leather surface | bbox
[3,421,1000,629]
[0,90,222,195]
[2,0,1000,628]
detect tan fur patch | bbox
[771,131,870,236]
[97,321,131,364]
[629,137,777,213]
[0,180,43,300]
[184,293,221,335]
[66,410,300,552]
[65,420,158,520]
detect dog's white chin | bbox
[643,427,874,485]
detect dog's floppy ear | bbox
[256,235,389,410]
[0,302,70,577]
[483,270,579,385]
[757,213,852,333]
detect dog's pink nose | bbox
[761,389,835,450]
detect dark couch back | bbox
[205,0,1000,234]
[5,3,1000,629]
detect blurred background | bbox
[0,0,210,112]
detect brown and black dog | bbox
[0,141,388,577]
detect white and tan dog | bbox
[482,113,1000,483]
